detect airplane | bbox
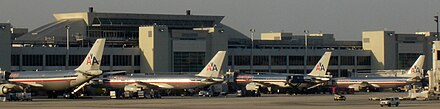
[335,55,425,92]
[99,51,226,97]
[235,52,332,93]
[0,38,106,98]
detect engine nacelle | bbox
[245,82,265,91]
[0,85,8,95]
[0,84,22,96]
[124,84,149,92]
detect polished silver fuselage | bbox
[335,77,416,89]
[8,70,94,91]
[103,75,220,90]
[236,74,290,88]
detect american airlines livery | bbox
[1,38,106,98]
[335,55,425,92]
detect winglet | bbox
[308,52,332,77]
[75,38,106,76]
[405,55,424,76]
[196,51,226,78]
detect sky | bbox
[1,0,439,41]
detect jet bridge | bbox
[431,41,440,92]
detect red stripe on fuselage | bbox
[9,78,76,83]
[336,82,407,84]
[105,81,201,85]
[236,80,285,83]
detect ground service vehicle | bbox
[334,94,346,101]
[380,97,400,107]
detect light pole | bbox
[65,25,70,70]
[304,30,309,74]
[250,29,255,73]
[65,25,70,50]
[435,15,439,40]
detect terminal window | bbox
[11,55,20,66]
[398,53,421,69]
[174,52,205,72]
[46,55,66,66]
[134,55,140,66]
[288,56,303,66]
[253,56,269,65]
[101,55,111,66]
[330,56,339,65]
[22,55,43,66]
[288,69,304,74]
[327,69,339,77]
[228,55,233,65]
[234,55,250,66]
[307,56,321,65]
[69,55,86,66]
[271,69,287,73]
[340,56,355,65]
[271,56,287,66]
[357,56,371,65]
[113,55,132,66]
[340,69,352,77]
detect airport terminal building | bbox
[0,8,437,77]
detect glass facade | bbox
[134,55,140,66]
[69,55,86,66]
[46,55,66,66]
[22,55,43,66]
[341,56,355,65]
[289,56,303,65]
[234,55,250,66]
[101,55,111,66]
[87,18,216,41]
[113,55,132,66]
[307,56,321,65]
[173,52,205,72]
[330,56,338,65]
[271,56,287,65]
[398,53,421,69]
[11,55,20,66]
[253,56,269,65]
[271,69,287,73]
[357,56,371,65]
[289,69,304,74]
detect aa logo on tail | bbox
[315,63,325,71]
[206,63,218,71]
[86,54,99,65]
[410,66,421,74]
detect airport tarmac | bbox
[1,92,440,109]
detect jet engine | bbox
[0,84,22,95]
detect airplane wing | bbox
[248,81,287,88]
[126,81,174,89]
[19,82,44,87]
[103,71,127,76]
[348,81,378,91]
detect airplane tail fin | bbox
[74,38,106,76]
[196,51,226,78]
[405,55,424,77]
[308,52,332,77]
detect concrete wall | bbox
[139,25,171,73]
[362,31,396,70]
[0,23,11,70]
